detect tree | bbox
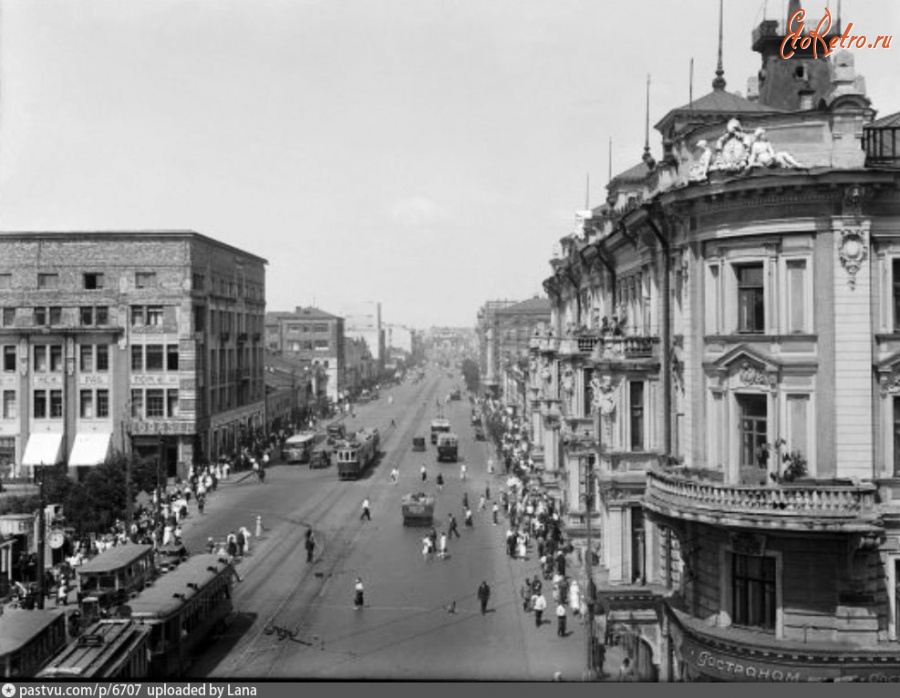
[461,358,480,393]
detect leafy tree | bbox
[461,358,480,393]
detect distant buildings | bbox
[341,302,385,375]
[0,231,266,480]
[264,307,344,403]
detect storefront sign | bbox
[79,374,109,386]
[682,636,900,682]
[131,374,180,386]
[130,420,195,436]
[33,374,63,387]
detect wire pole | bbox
[36,463,46,610]
[583,407,601,681]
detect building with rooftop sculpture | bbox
[536,0,900,681]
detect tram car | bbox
[336,428,380,480]
[0,609,67,679]
[119,554,235,678]
[401,493,435,526]
[37,619,151,680]
[436,433,459,462]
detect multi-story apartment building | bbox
[264,307,344,402]
[0,231,266,481]
[477,297,550,413]
[536,5,900,682]
[341,302,384,375]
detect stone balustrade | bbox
[645,469,881,531]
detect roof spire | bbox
[642,74,656,170]
[712,0,726,91]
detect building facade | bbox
[341,301,384,375]
[537,5,900,681]
[264,307,344,403]
[0,231,266,481]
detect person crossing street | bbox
[477,581,491,615]
[361,497,371,521]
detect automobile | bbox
[450,389,461,401]
[326,423,347,445]
[310,447,331,469]
[412,436,426,452]
[401,493,435,526]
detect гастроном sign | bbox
[682,637,900,682]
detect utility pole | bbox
[36,462,46,610]
[583,405,602,681]
[156,436,164,545]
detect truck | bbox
[430,418,451,445]
[436,433,459,462]
[401,493,435,526]
[335,428,380,480]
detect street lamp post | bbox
[35,461,47,610]
[156,435,164,545]
[582,406,603,681]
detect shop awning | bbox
[68,433,112,467]
[21,433,64,467]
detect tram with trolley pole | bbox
[118,554,236,678]
[37,619,151,680]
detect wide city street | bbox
[182,369,588,680]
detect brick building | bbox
[264,307,344,402]
[0,231,266,480]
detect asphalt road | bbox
[183,368,583,680]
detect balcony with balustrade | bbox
[644,468,882,533]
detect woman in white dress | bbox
[569,579,581,617]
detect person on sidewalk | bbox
[460,463,467,481]
[532,591,547,627]
[436,472,444,492]
[477,581,491,615]
[354,577,365,609]
[492,502,500,525]
[556,601,567,637]
[618,657,635,681]
[439,532,448,559]
[360,497,371,521]
[420,464,427,482]
[464,508,473,528]
[390,467,399,484]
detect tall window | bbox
[166,345,179,371]
[80,390,94,419]
[33,391,47,419]
[34,346,48,373]
[3,347,16,372]
[145,345,164,371]
[34,307,47,326]
[96,345,109,372]
[167,389,179,417]
[1,308,13,326]
[131,345,143,371]
[146,389,165,418]
[50,390,63,418]
[96,390,109,418]
[738,394,768,472]
[893,260,900,331]
[146,306,163,326]
[49,307,62,325]
[2,391,15,419]
[131,306,145,326]
[630,381,645,451]
[50,345,62,372]
[732,553,776,630]
[737,263,765,333]
[131,390,143,419]
[80,345,94,373]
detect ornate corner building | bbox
[536,4,900,682]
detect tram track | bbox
[205,373,443,677]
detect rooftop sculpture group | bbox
[689,118,804,183]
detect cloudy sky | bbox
[1,0,897,328]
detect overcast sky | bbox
[1,0,897,328]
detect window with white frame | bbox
[736,263,766,334]
[705,263,721,335]
[629,380,645,451]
